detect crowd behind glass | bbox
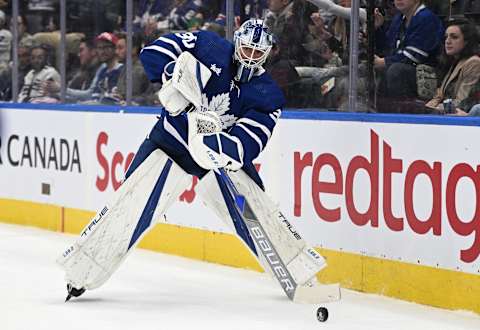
[1,0,480,116]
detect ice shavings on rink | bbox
[1,222,479,330]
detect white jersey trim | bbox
[406,46,428,58]
[157,37,183,55]
[236,123,264,151]
[402,50,420,63]
[269,109,281,123]
[142,45,178,61]
[236,117,272,139]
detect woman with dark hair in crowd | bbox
[425,18,480,114]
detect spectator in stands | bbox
[17,39,34,89]
[0,72,11,101]
[425,19,480,115]
[168,0,205,31]
[374,0,444,99]
[200,0,222,22]
[201,20,226,37]
[134,0,174,34]
[44,37,100,96]
[103,0,126,32]
[18,44,60,103]
[307,0,357,65]
[111,33,157,105]
[299,2,367,109]
[244,0,269,19]
[136,0,223,36]
[265,40,301,107]
[27,6,84,73]
[0,37,34,100]
[41,11,58,33]
[216,0,268,28]
[306,10,343,67]
[69,38,100,90]
[138,0,210,38]
[80,32,123,104]
[0,10,11,67]
[45,32,123,104]
[11,14,31,43]
[264,0,317,66]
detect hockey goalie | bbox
[57,19,340,304]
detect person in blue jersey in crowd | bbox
[126,18,285,190]
[374,0,444,100]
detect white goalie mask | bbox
[233,19,274,83]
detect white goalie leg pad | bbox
[56,149,191,290]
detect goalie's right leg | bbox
[57,147,191,293]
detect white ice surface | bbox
[1,223,479,330]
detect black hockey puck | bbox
[316,307,329,322]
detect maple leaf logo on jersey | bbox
[200,92,237,129]
[210,64,222,76]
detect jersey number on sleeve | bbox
[175,32,197,49]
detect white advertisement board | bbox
[0,107,479,274]
[275,119,480,274]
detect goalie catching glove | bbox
[188,111,244,171]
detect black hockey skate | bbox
[65,284,86,302]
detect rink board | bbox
[1,104,480,314]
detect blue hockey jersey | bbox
[375,4,444,67]
[139,30,285,188]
